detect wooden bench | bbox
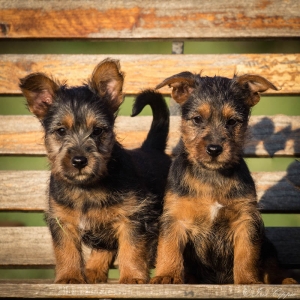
[0,0,300,298]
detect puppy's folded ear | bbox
[235,74,278,107]
[19,73,59,120]
[90,58,125,113]
[156,71,195,105]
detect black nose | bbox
[72,156,88,169]
[206,144,223,157]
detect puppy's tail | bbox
[131,89,169,152]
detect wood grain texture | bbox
[1,54,300,95]
[0,282,299,299]
[1,169,300,213]
[0,227,54,268]
[1,115,300,157]
[0,227,299,269]
[0,170,49,211]
[0,0,299,39]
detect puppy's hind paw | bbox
[119,277,147,284]
[282,278,298,284]
[150,275,183,284]
[55,277,86,284]
[85,269,108,284]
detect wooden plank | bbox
[0,115,45,155]
[1,168,300,213]
[1,54,300,95]
[246,115,300,158]
[254,168,300,213]
[0,170,49,212]
[0,282,299,299]
[0,227,299,269]
[0,227,54,269]
[0,0,299,39]
[1,115,300,157]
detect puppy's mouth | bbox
[197,151,238,171]
[63,169,98,184]
[199,157,225,170]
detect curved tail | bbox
[132,89,169,152]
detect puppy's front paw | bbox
[150,275,183,284]
[119,277,147,284]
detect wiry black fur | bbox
[132,89,170,152]
[131,90,171,202]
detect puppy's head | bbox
[157,72,277,170]
[20,58,124,184]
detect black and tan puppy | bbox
[20,58,170,284]
[150,72,297,284]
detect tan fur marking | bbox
[197,103,211,119]
[61,113,74,129]
[222,103,236,119]
[85,111,97,129]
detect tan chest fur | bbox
[49,190,142,237]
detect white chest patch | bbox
[79,218,86,230]
[210,202,223,221]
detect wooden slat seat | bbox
[1,115,300,156]
[1,227,299,269]
[1,170,300,213]
[1,54,300,95]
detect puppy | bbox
[20,58,171,284]
[150,72,297,284]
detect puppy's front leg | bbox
[233,218,262,284]
[48,216,86,284]
[117,226,149,284]
[151,220,188,284]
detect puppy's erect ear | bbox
[156,71,196,105]
[235,74,278,107]
[19,73,59,120]
[90,58,125,113]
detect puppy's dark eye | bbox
[192,116,203,125]
[226,119,237,127]
[56,127,66,136]
[92,127,103,136]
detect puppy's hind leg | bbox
[85,249,115,283]
[261,239,298,284]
